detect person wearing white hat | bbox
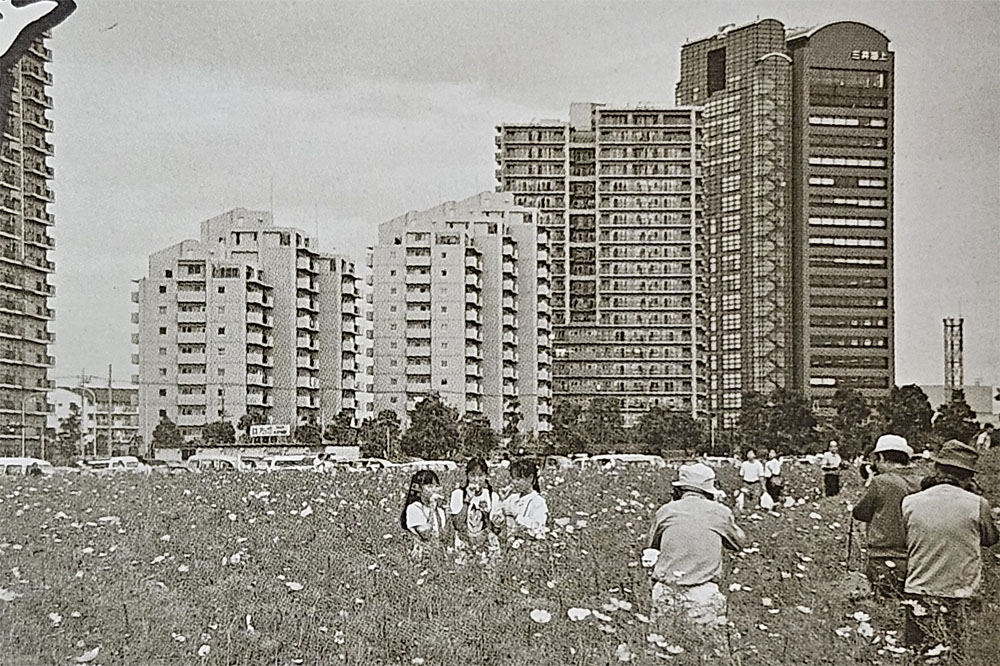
[851,434,921,598]
[646,462,745,650]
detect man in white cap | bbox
[901,440,998,656]
[851,434,921,598]
[646,462,745,643]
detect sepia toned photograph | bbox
[0,1,997,664]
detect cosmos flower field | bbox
[0,456,997,665]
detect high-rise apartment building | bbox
[371,192,551,434]
[496,104,704,424]
[133,209,359,449]
[0,38,56,455]
[48,382,140,455]
[677,20,893,427]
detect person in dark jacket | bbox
[851,434,921,598]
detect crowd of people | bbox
[399,429,998,662]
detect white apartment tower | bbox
[0,38,57,455]
[372,192,551,434]
[133,209,359,449]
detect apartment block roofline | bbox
[786,20,890,43]
[682,17,783,46]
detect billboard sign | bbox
[249,424,291,438]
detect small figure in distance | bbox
[737,449,765,509]
[763,449,783,504]
[819,440,843,497]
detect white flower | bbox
[198,645,211,657]
[728,583,742,592]
[567,608,591,621]
[852,611,871,623]
[285,581,303,591]
[796,605,812,614]
[592,610,613,622]
[48,612,61,625]
[529,609,552,624]
[299,506,313,518]
[614,643,635,662]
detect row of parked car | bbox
[0,452,678,478]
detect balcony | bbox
[465,291,481,307]
[465,344,479,358]
[466,381,481,395]
[503,349,517,363]
[538,266,550,281]
[296,256,316,273]
[341,320,357,334]
[406,254,431,267]
[246,290,268,306]
[247,372,272,387]
[176,413,205,428]
[464,274,481,290]
[341,398,357,411]
[177,310,206,324]
[538,402,552,416]
[296,315,317,330]
[406,345,431,357]
[538,249,549,262]
[296,335,318,350]
[405,309,431,321]
[341,280,357,296]
[538,300,550,314]
[502,261,515,275]
[464,255,481,271]
[178,331,206,344]
[503,366,516,380]
[539,368,551,382]
[502,278,518,293]
[246,310,271,327]
[465,398,480,413]
[177,373,206,385]
[178,352,206,365]
[502,313,516,328]
[502,296,515,310]
[297,375,318,389]
[539,351,551,365]
[466,363,482,377]
[246,392,266,407]
[465,308,479,323]
[406,290,431,303]
[405,271,431,285]
[502,331,516,345]
[296,277,318,292]
[296,396,317,408]
[538,283,550,297]
[297,355,317,370]
[296,297,318,312]
[247,353,272,367]
[177,393,206,406]
[177,290,206,303]
[247,332,273,347]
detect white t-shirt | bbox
[764,458,782,478]
[450,488,503,534]
[739,460,764,483]
[819,452,842,472]
[405,501,447,537]
[502,491,548,537]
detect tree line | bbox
[57,384,985,465]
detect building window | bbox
[159,368,167,376]
[159,286,166,294]
[218,347,225,356]
[707,47,726,94]
[159,389,167,397]
[218,286,225,294]
[218,368,225,376]
[165,270,173,278]
[158,306,167,315]
[159,327,167,335]
[159,347,166,355]
[218,327,226,335]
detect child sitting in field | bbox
[501,459,548,539]
[401,469,450,560]
[450,457,504,560]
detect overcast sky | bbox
[46,0,999,391]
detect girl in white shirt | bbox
[502,459,548,539]
[763,449,783,501]
[401,470,449,560]
[450,457,504,558]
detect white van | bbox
[186,454,249,472]
[391,460,458,474]
[262,455,315,472]
[0,457,55,476]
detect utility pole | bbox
[107,364,113,457]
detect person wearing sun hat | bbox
[851,434,921,598]
[646,462,745,645]
[900,439,999,656]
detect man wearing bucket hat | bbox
[901,440,999,656]
[851,434,921,598]
[646,463,745,645]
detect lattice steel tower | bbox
[943,317,963,393]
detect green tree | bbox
[739,389,817,454]
[152,416,184,453]
[401,394,461,460]
[461,413,498,459]
[203,420,236,445]
[294,414,322,446]
[238,412,267,439]
[830,388,877,459]
[636,407,703,455]
[552,399,588,455]
[932,389,980,444]
[323,410,358,446]
[359,410,401,459]
[53,402,83,464]
[876,384,934,449]
[581,397,627,454]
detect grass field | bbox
[0,454,997,666]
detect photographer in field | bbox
[851,434,921,598]
[645,463,744,654]
[900,440,999,658]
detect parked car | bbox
[261,455,315,472]
[584,454,668,469]
[186,454,250,472]
[0,457,55,476]
[81,456,146,475]
[391,459,458,474]
[342,457,394,471]
[543,455,575,472]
